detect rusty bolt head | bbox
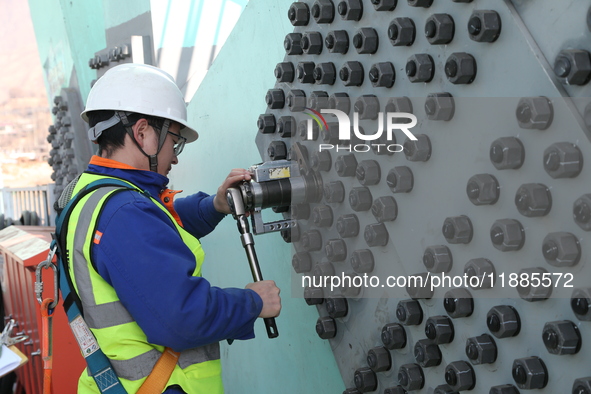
[324,181,345,203]
[425,92,454,121]
[336,154,358,177]
[311,0,335,23]
[490,384,520,394]
[288,2,310,26]
[364,223,388,247]
[414,339,442,367]
[574,194,591,231]
[445,52,477,84]
[354,367,377,392]
[329,92,351,114]
[354,96,380,120]
[516,96,553,130]
[517,267,553,302]
[369,62,395,88]
[389,17,416,46]
[444,288,474,318]
[425,315,454,344]
[350,187,373,211]
[353,28,379,54]
[338,0,363,21]
[387,166,414,193]
[573,377,591,394]
[445,361,475,391]
[487,305,520,338]
[339,61,364,87]
[337,214,360,238]
[397,299,423,325]
[385,97,413,114]
[268,141,287,160]
[301,229,323,251]
[266,89,285,109]
[381,322,407,350]
[466,334,497,365]
[313,63,336,85]
[292,252,312,273]
[258,114,276,134]
[543,232,581,267]
[316,316,336,339]
[371,196,397,223]
[367,346,392,372]
[464,258,495,289]
[326,296,348,318]
[490,137,525,170]
[512,357,548,389]
[325,30,349,54]
[543,142,583,178]
[304,286,324,305]
[325,239,347,262]
[515,183,552,217]
[397,363,424,391]
[275,62,294,83]
[442,215,473,244]
[284,33,303,55]
[571,288,591,321]
[296,61,316,84]
[356,160,381,185]
[286,90,306,112]
[467,174,500,205]
[423,245,452,273]
[351,249,374,273]
[490,219,525,251]
[408,0,432,8]
[542,320,581,355]
[404,134,431,162]
[301,31,323,55]
[406,54,434,83]
[468,10,501,42]
[312,205,333,227]
[554,49,591,86]
[425,14,454,45]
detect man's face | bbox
[155,122,182,177]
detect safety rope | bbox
[40,298,54,394]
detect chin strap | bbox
[118,111,171,172]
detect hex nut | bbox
[291,203,310,221]
[406,54,434,83]
[397,363,424,391]
[444,288,474,318]
[445,52,477,84]
[308,91,329,111]
[325,30,349,54]
[364,223,388,247]
[406,272,433,300]
[442,215,473,244]
[423,245,452,273]
[542,320,581,355]
[340,61,364,87]
[292,252,312,273]
[275,62,295,83]
[554,49,591,85]
[490,219,525,251]
[325,239,347,262]
[354,367,377,392]
[467,174,500,205]
[316,316,337,339]
[304,286,324,305]
[350,187,372,211]
[372,196,397,223]
[387,167,414,193]
[284,33,303,55]
[385,97,413,114]
[325,181,345,203]
[350,249,374,273]
[490,137,525,170]
[297,61,316,84]
[329,93,351,114]
[313,262,335,279]
[268,141,287,161]
[425,315,454,344]
[286,90,306,112]
[336,154,358,177]
[573,377,591,394]
[389,17,416,46]
[381,323,407,350]
[369,62,395,88]
[445,361,475,391]
[312,151,332,172]
[574,194,591,231]
[466,334,497,365]
[258,114,276,134]
[404,134,431,162]
[397,299,423,325]
[301,119,319,141]
[311,0,335,23]
[408,0,432,8]
[425,14,455,45]
[489,384,520,394]
[464,258,496,289]
[542,232,581,267]
[326,297,348,318]
[301,230,323,251]
[322,122,340,145]
[337,214,360,238]
[277,116,295,138]
[487,305,521,338]
[516,267,553,302]
[337,0,363,20]
[468,10,501,43]
[425,93,454,121]
[372,0,397,11]
[266,89,285,109]
[312,205,333,227]
[288,2,310,26]
[301,31,323,55]
[314,63,336,85]
[571,288,591,321]
[367,346,392,372]
[353,28,379,54]
[354,96,379,120]
[414,339,442,368]
[433,385,458,394]
[515,96,553,130]
[341,274,362,298]
[512,357,548,390]
[515,183,552,217]
[543,142,583,178]
[356,160,381,185]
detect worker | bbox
[62,63,281,393]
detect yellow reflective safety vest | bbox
[66,172,223,393]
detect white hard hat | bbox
[81,63,198,143]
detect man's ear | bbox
[131,118,151,148]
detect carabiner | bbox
[35,258,59,310]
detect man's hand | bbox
[213,169,252,214]
[246,280,281,318]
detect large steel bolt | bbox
[445,361,475,391]
[296,61,316,84]
[284,33,303,55]
[574,194,591,231]
[337,0,363,21]
[369,62,395,88]
[515,97,553,130]
[286,90,306,112]
[403,134,431,162]
[353,28,379,54]
[406,54,434,83]
[385,97,413,114]
[490,385,520,394]
[354,96,380,120]
[291,203,310,220]
[350,187,373,211]
[464,258,495,289]
[326,297,348,318]
[425,14,454,45]
[467,174,500,205]
[354,367,377,393]
[371,196,397,223]
[268,141,287,160]
[542,320,581,355]
[351,249,374,273]
[442,215,473,244]
[487,305,521,338]
[326,239,347,262]
[341,274,362,298]
[468,10,501,42]
[275,62,295,83]
[356,160,381,185]
[258,114,276,134]
[277,116,295,138]
[425,315,454,344]
[490,137,525,170]
[322,122,341,145]
[313,63,336,85]
[340,61,364,87]
[301,31,323,55]
[301,230,323,251]
[389,17,416,46]
[312,151,332,172]
[425,93,455,121]
[517,267,553,302]
[325,30,349,54]
[515,183,552,217]
[387,167,414,193]
[337,214,360,238]
[406,272,434,300]
[336,154,358,177]
[397,364,424,391]
[490,219,525,251]
[329,92,351,114]
[554,49,591,85]
[316,316,337,339]
[397,299,423,325]
[571,288,591,321]
[288,2,310,26]
[423,245,452,273]
[466,334,497,365]
[433,385,458,394]
[372,0,397,11]
[292,252,312,273]
[408,0,432,8]
[304,286,324,305]
[414,339,442,367]
[573,377,591,394]
[324,181,345,203]
[312,205,333,227]
[300,119,319,141]
[542,232,581,267]
[381,323,407,350]
[445,52,477,84]
[367,346,391,372]
[308,91,329,111]
[311,0,335,23]
[365,223,389,247]
[512,357,548,389]
[313,262,335,278]
[543,142,583,178]
[444,288,474,318]
[266,89,285,109]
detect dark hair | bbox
[87,110,166,157]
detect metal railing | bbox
[0,184,55,227]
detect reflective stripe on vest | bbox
[68,173,222,393]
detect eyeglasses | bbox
[167,131,187,156]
